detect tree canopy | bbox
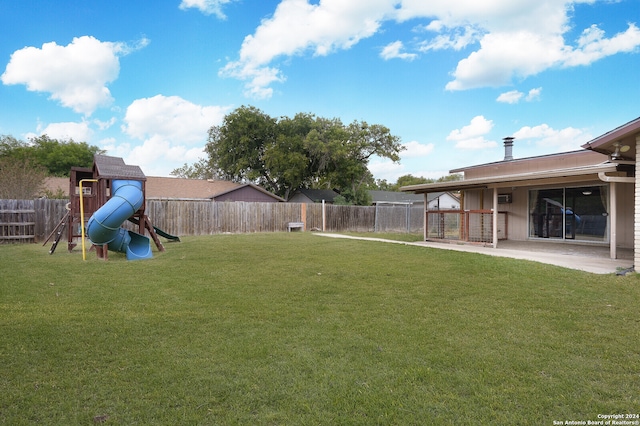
[0,135,104,177]
[0,134,104,199]
[375,173,464,192]
[173,106,404,205]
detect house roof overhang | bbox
[400,162,621,194]
[581,116,640,161]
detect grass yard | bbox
[1,233,639,425]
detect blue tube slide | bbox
[86,180,153,260]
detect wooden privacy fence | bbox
[1,198,424,243]
[143,200,309,235]
[0,199,69,243]
[0,200,35,243]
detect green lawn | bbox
[1,233,639,425]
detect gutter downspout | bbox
[597,172,634,183]
[492,188,498,248]
[610,182,617,260]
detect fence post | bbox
[322,200,326,232]
[374,203,379,232]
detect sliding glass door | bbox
[529,186,608,242]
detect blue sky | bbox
[1,0,639,182]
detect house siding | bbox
[618,182,634,249]
[461,181,635,247]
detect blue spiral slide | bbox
[86,180,153,260]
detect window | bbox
[529,186,608,242]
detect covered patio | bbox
[401,116,640,266]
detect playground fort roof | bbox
[93,155,146,181]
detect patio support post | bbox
[635,135,640,268]
[459,191,465,241]
[423,193,428,241]
[610,181,617,259]
[492,187,498,248]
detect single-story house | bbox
[426,192,460,210]
[401,116,640,265]
[368,190,424,206]
[43,177,69,196]
[288,188,340,204]
[368,190,460,210]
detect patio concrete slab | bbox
[314,233,634,275]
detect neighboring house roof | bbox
[42,176,284,202]
[211,183,285,202]
[368,190,423,205]
[145,177,284,202]
[145,177,240,199]
[288,188,340,203]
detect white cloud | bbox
[497,87,542,103]
[38,121,94,142]
[94,117,117,131]
[179,0,236,19]
[121,95,229,176]
[221,0,640,96]
[97,137,118,149]
[401,140,434,158]
[513,123,592,152]
[221,0,393,98]
[562,23,640,67]
[496,90,524,104]
[526,87,542,101]
[418,23,481,52]
[125,137,208,177]
[122,95,228,143]
[445,31,565,90]
[1,36,148,115]
[368,159,406,182]
[380,41,417,61]
[446,115,497,150]
[100,138,131,159]
[220,62,284,99]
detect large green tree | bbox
[182,106,404,204]
[263,113,317,199]
[1,134,104,199]
[0,134,104,177]
[387,173,463,191]
[206,106,277,185]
